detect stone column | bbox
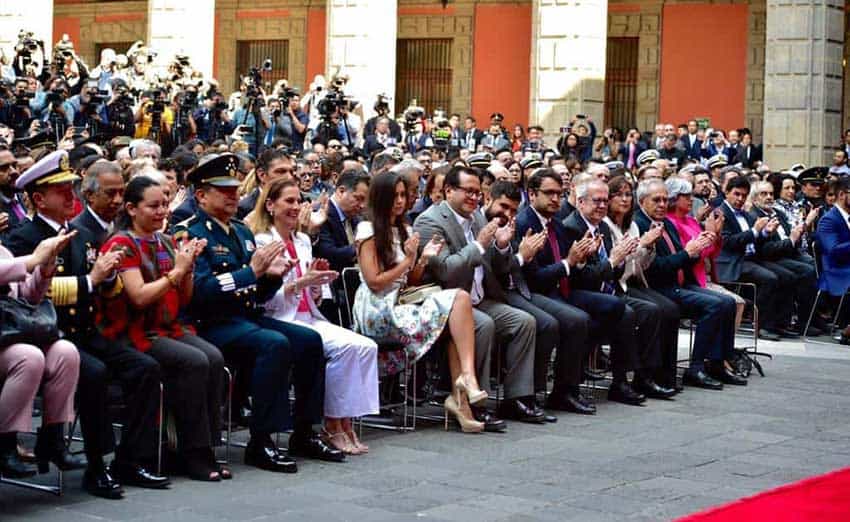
[762,0,844,168]
[148,0,216,78]
[326,0,397,120]
[530,0,607,142]
[0,0,53,57]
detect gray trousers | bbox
[147,334,225,451]
[472,299,536,399]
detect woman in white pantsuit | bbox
[251,177,379,455]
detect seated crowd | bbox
[1,110,847,503]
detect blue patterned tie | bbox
[596,232,616,295]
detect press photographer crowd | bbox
[2,31,850,502]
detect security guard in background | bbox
[5,150,168,498]
[173,153,344,473]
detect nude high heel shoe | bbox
[444,393,484,433]
[455,373,488,405]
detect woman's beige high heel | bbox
[444,394,484,433]
[454,373,488,405]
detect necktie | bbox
[343,219,354,245]
[463,220,485,304]
[659,225,686,286]
[546,222,570,299]
[284,240,311,313]
[628,145,636,168]
[595,232,615,294]
[11,198,25,221]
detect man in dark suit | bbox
[0,148,27,236]
[462,116,484,152]
[414,166,540,425]
[680,120,703,160]
[564,178,675,400]
[618,129,646,170]
[658,134,687,168]
[749,180,821,335]
[517,170,642,410]
[314,169,369,325]
[732,130,762,168]
[6,150,167,498]
[72,160,124,248]
[716,176,795,341]
[482,180,588,417]
[634,178,745,389]
[362,117,397,156]
[237,148,296,219]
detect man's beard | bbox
[484,206,507,226]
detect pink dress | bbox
[666,212,720,288]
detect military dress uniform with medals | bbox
[4,150,165,497]
[173,154,339,472]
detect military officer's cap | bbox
[519,155,544,171]
[15,150,79,191]
[707,154,728,169]
[636,149,658,166]
[467,152,493,169]
[798,166,828,185]
[187,153,241,187]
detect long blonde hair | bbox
[247,177,298,235]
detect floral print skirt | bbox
[352,284,458,377]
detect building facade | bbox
[0,0,847,167]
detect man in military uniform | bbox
[173,153,343,473]
[5,150,168,498]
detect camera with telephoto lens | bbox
[14,86,34,108]
[402,103,425,131]
[45,88,65,105]
[374,93,390,115]
[317,90,356,119]
[147,89,166,115]
[179,89,198,110]
[433,121,452,150]
[113,86,134,108]
[243,58,272,108]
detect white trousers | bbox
[293,312,380,419]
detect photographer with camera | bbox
[105,80,136,139]
[67,81,110,142]
[363,94,402,142]
[4,78,37,138]
[171,86,199,147]
[134,88,173,143]
[51,35,89,97]
[193,90,233,144]
[263,91,307,152]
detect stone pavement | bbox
[3,334,850,522]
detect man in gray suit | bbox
[414,165,542,429]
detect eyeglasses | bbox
[454,186,482,200]
[588,197,609,206]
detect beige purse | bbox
[397,284,442,305]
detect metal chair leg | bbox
[803,290,822,338]
[221,366,233,465]
[157,383,164,476]
[832,293,847,334]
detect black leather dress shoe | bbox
[533,402,558,423]
[545,393,596,415]
[583,368,608,381]
[471,406,508,432]
[777,328,800,339]
[497,398,546,423]
[758,329,781,341]
[288,432,345,462]
[682,370,724,390]
[0,449,36,478]
[608,381,646,406]
[632,378,676,400]
[706,363,748,386]
[245,437,297,473]
[83,465,124,499]
[111,461,170,489]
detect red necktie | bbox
[546,222,570,299]
[284,240,311,312]
[659,225,685,286]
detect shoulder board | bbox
[174,215,199,229]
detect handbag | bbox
[397,283,442,305]
[0,296,60,347]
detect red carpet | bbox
[676,466,850,522]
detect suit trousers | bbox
[146,334,224,452]
[656,285,736,371]
[760,257,817,326]
[627,287,680,387]
[202,316,324,435]
[74,333,162,464]
[472,299,536,399]
[504,291,590,393]
[738,259,785,330]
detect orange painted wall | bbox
[305,8,327,88]
[53,16,80,49]
[471,4,531,126]
[659,4,748,130]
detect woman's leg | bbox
[0,344,44,434]
[41,340,80,426]
[445,290,479,382]
[175,334,225,447]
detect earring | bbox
[269,210,275,217]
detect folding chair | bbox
[718,281,770,376]
[803,242,850,339]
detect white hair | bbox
[575,178,607,200]
[132,168,166,185]
[637,178,666,203]
[390,159,425,177]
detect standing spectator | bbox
[680,119,703,160]
[732,129,762,168]
[619,128,646,171]
[511,124,525,152]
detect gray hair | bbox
[636,178,666,203]
[571,172,593,196]
[81,160,121,195]
[129,139,161,160]
[132,168,166,185]
[391,159,425,177]
[664,176,693,204]
[575,179,607,200]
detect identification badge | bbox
[213,245,230,255]
[86,245,97,265]
[245,240,255,252]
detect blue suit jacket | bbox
[679,135,703,160]
[314,200,358,274]
[816,206,850,296]
[515,205,571,296]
